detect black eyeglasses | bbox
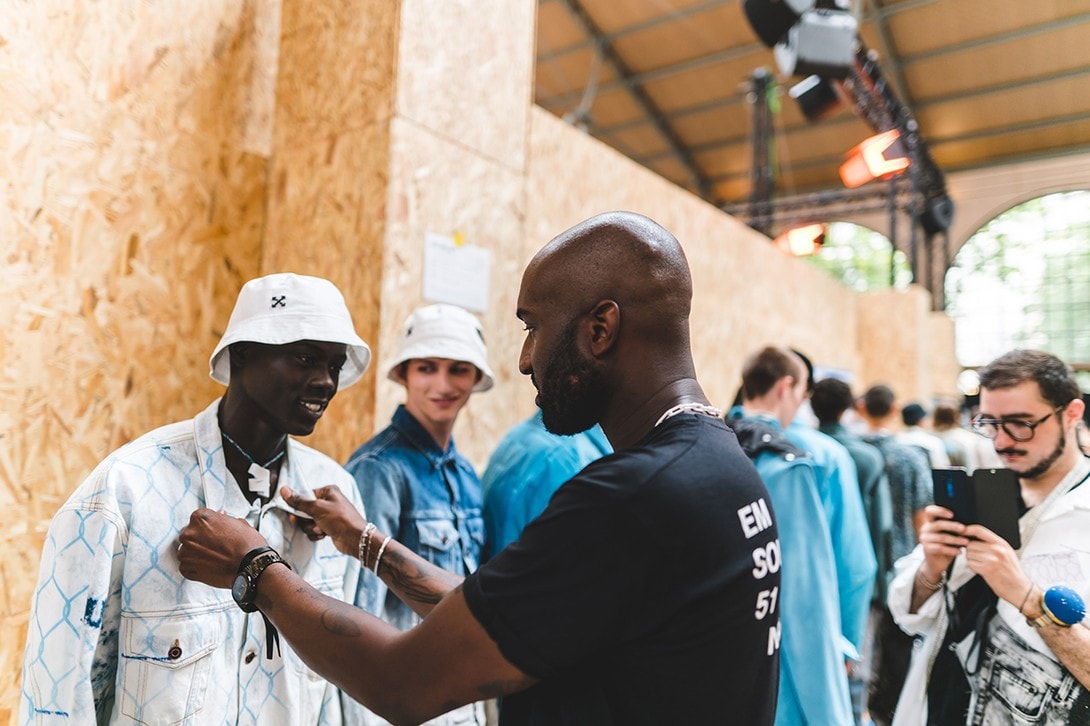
[971,407,1064,442]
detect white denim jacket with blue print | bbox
[20,399,362,725]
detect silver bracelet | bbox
[373,535,393,575]
[916,567,945,591]
[358,523,377,567]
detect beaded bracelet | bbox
[358,522,377,568]
[373,535,393,575]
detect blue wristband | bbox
[1041,585,1086,627]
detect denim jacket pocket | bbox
[118,610,220,724]
[415,519,460,570]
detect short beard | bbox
[538,320,608,436]
[1012,428,1067,481]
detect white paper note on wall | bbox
[423,232,491,313]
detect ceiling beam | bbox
[538,0,733,63]
[915,66,1090,108]
[540,41,765,109]
[554,0,716,201]
[899,12,1090,65]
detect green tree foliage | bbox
[945,191,1090,371]
[805,222,912,292]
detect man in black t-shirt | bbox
[178,211,781,724]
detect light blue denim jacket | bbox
[345,405,484,632]
[20,399,362,725]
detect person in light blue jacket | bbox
[727,345,853,726]
[786,352,877,725]
[481,409,611,558]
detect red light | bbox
[839,129,911,188]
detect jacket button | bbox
[245,651,257,664]
[168,640,182,660]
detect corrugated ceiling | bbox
[534,0,1090,208]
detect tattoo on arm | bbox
[321,603,363,638]
[383,549,463,614]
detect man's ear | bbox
[587,300,620,357]
[775,375,795,401]
[1064,397,1085,430]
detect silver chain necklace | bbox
[655,402,723,427]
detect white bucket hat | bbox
[387,304,494,392]
[209,273,372,388]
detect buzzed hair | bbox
[741,346,804,400]
[527,211,693,351]
[811,378,855,425]
[861,384,895,418]
[977,349,1081,410]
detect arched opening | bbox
[804,221,913,292]
[944,191,1090,388]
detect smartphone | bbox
[932,467,1021,549]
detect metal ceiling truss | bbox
[555,0,717,201]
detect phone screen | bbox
[971,468,1021,549]
[932,467,974,522]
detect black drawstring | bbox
[261,611,281,659]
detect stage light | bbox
[743,0,816,48]
[789,75,842,121]
[919,193,955,234]
[773,7,858,78]
[839,129,911,188]
[775,223,826,256]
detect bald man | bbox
[178,212,781,725]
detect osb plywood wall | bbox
[260,0,400,462]
[0,1,276,718]
[372,0,538,469]
[0,0,395,720]
[1,0,959,720]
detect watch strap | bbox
[237,545,275,575]
[234,549,289,613]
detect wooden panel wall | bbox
[261,0,400,462]
[3,0,288,720]
[0,0,959,721]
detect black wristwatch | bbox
[232,546,289,612]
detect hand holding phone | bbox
[932,467,1021,549]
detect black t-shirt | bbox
[463,415,781,725]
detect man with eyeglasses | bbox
[887,349,1090,724]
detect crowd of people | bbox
[19,212,1090,725]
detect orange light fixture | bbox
[774,223,826,256]
[839,129,911,188]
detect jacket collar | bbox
[390,404,458,468]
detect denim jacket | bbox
[20,399,362,725]
[345,405,484,632]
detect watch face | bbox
[232,573,249,604]
[1044,585,1086,625]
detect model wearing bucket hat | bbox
[20,272,370,724]
[341,303,493,726]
